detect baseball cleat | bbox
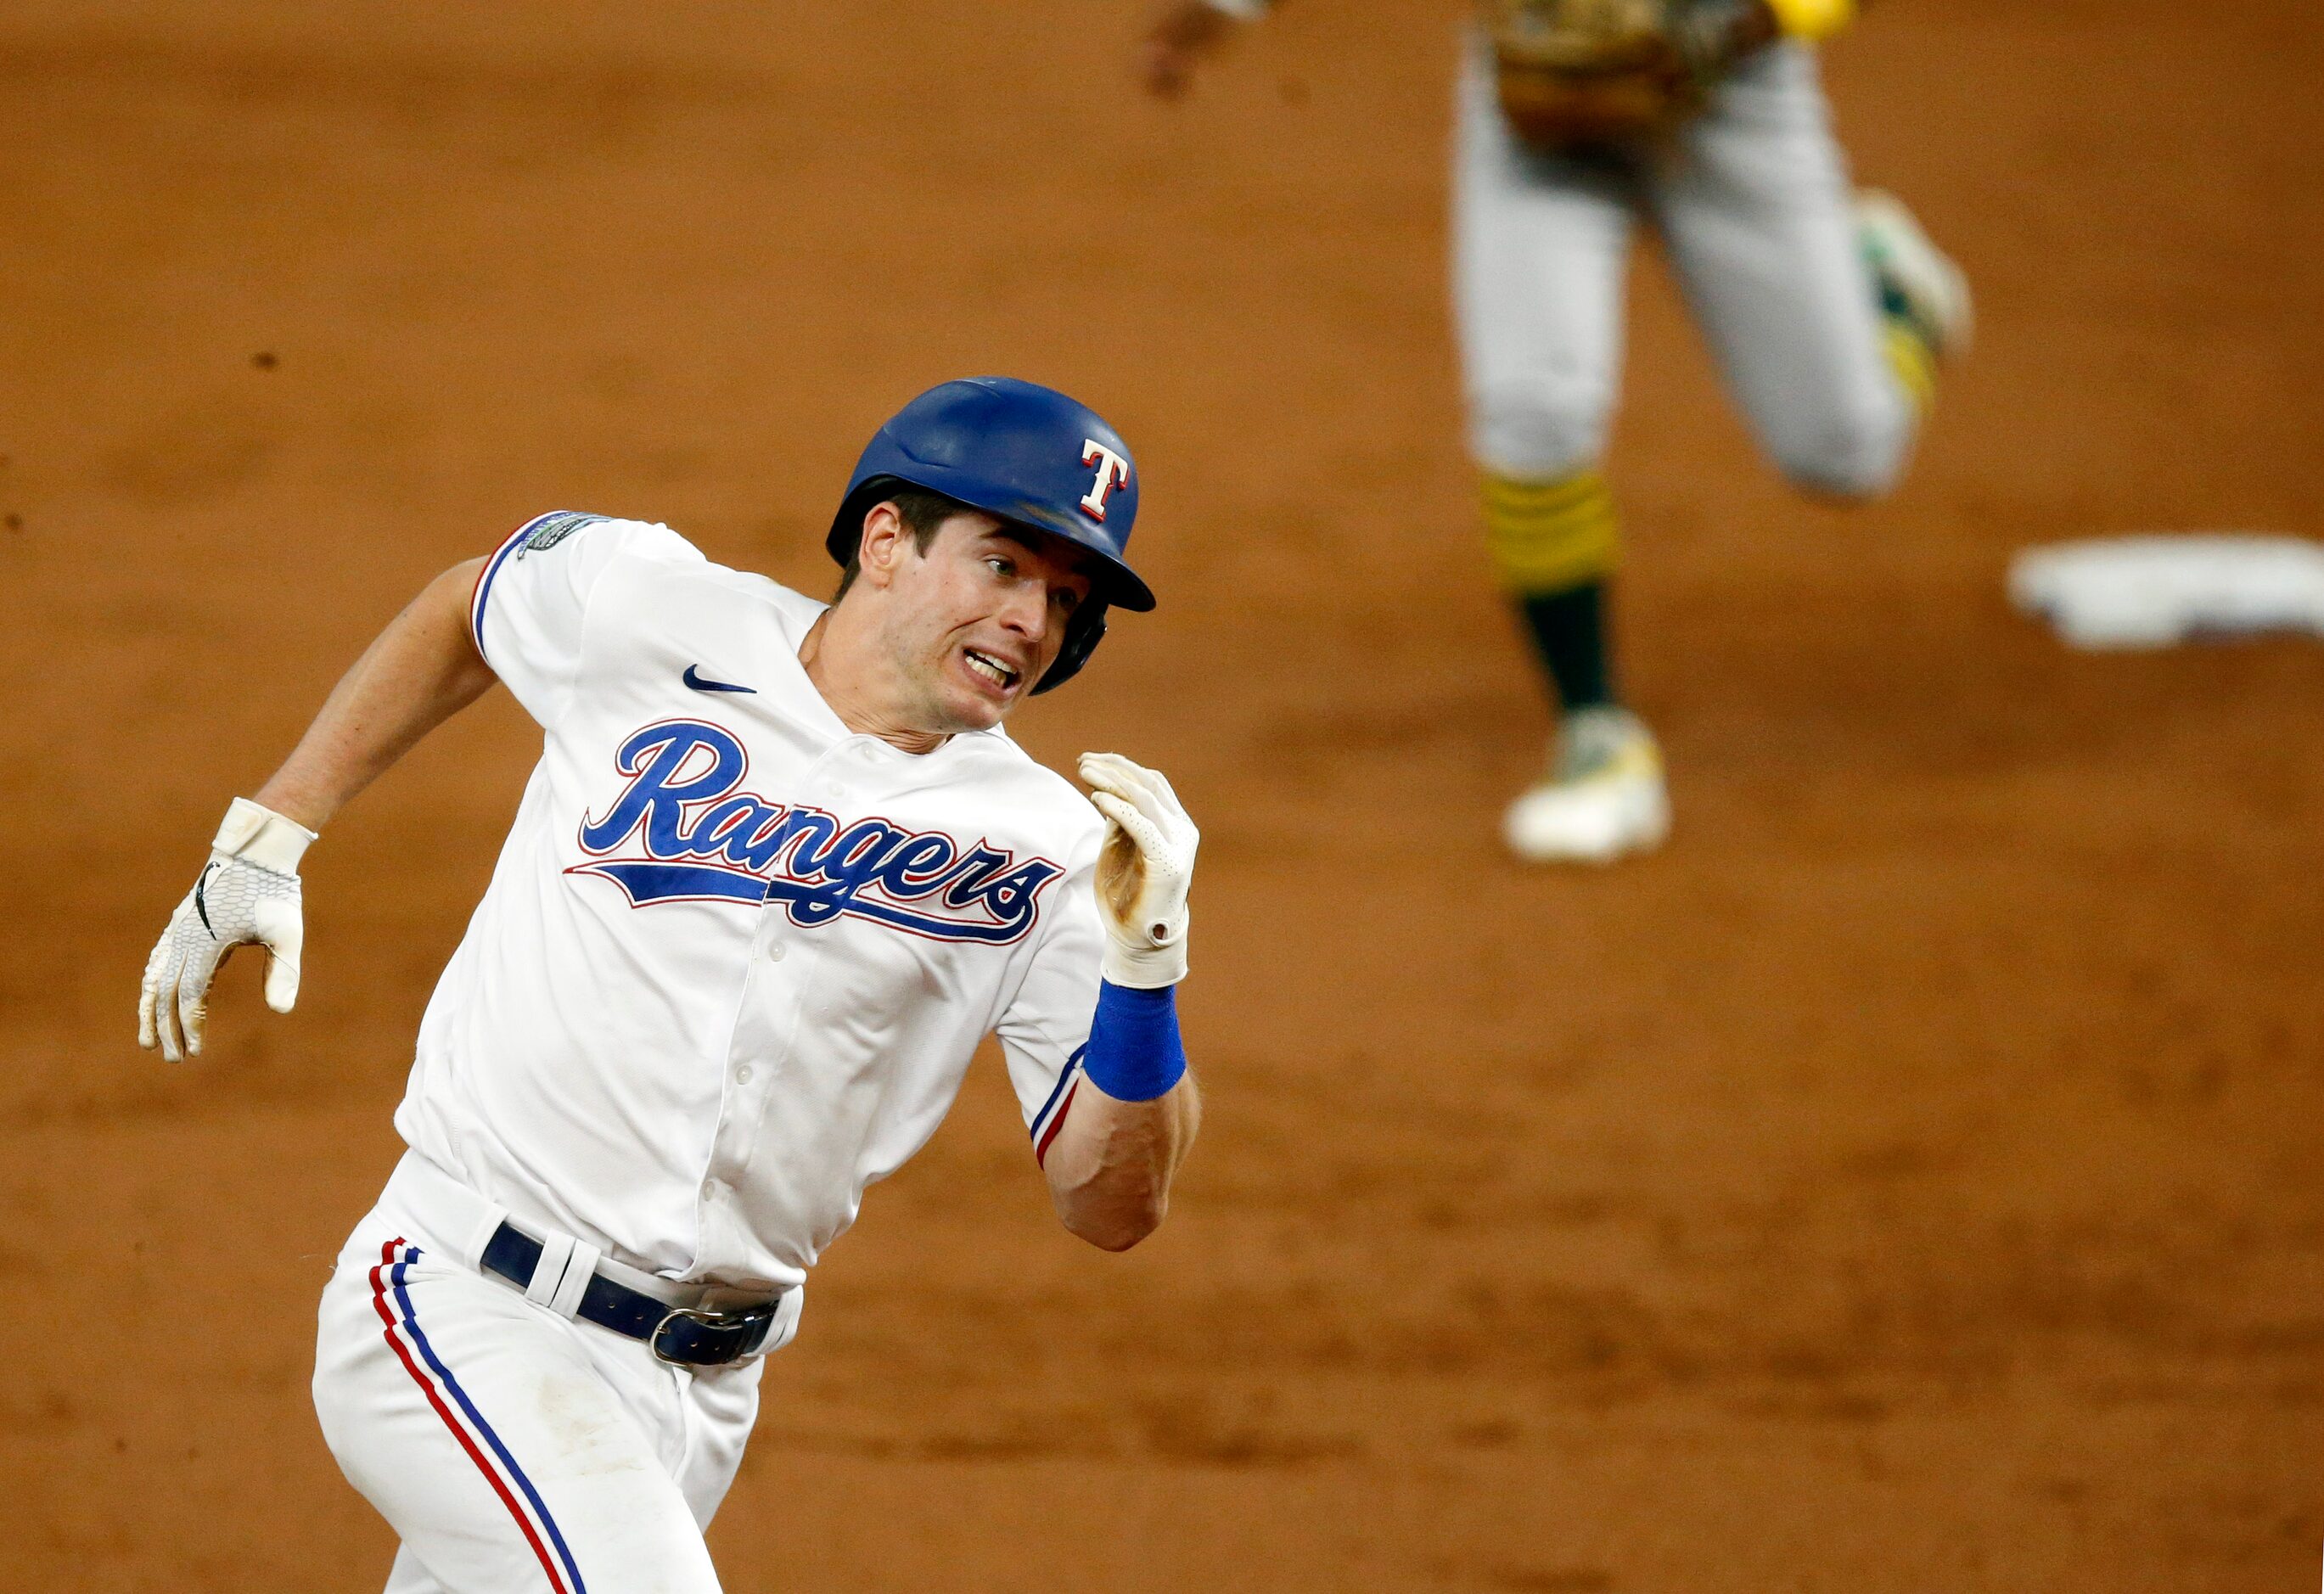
[1502,705,1670,865]
[1856,189,1973,362]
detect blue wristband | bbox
[1081,980,1188,1103]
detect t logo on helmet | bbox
[1079,440,1131,523]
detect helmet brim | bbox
[826,479,1156,613]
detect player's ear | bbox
[856,502,909,590]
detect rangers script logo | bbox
[571,720,1064,945]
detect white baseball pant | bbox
[1453,37,1914,497]
[312,1158,780,1594]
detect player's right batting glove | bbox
[138,797,316,1062]
[1078,753,1198,988]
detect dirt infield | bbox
[4,2,2321,1589]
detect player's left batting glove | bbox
[138,797,316,1062]
[1078,752,1198,988]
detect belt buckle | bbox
[650,1305,736,1368]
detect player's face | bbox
[884,512,1097,731]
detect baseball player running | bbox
[137,377,1201,1593]
[1142,0,1969,862]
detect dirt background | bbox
[3,1,2321,1589]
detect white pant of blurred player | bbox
[1454,38,1965,862]
[313,1157,780,1594]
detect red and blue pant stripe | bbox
[368,1239,589,1594]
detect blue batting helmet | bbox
[826,377,1153,693]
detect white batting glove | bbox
[1078,752,1197,988]
[138,797,316,1062]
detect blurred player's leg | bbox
[1650,42,1963,499]
[1855,186,1973,403]
[1454,42,1670,865]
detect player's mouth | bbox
[961,648,1022,695]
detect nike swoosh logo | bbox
[194,862,219,938]
[682,665,755,694]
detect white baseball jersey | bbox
[395,510,1105,1294]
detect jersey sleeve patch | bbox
[513,511,603,561]
[469,512,608,660]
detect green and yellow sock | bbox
[1880,313,1939,413]
[1483,469,1622,713]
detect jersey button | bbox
[764,943,786,963]
[735,1065,755,1085]
[701,1178,720,1201]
